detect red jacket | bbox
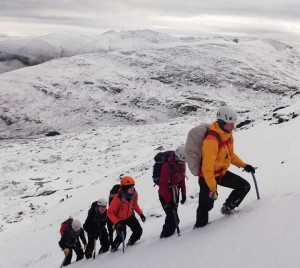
[158,152,186,203]
[107,190,143,225]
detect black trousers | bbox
[111,214,143,248]
[196,170,251,227]
[159,194,179,237]
[85,228,110,259]
[63,242,84,266]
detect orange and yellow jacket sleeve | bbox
[107,195,121,225]
[201,136,219,192]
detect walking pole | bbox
[93,238,96,259]
[120,230,125,253]
[60,253,68,268]
[171,188,180,236]
[172,208,181,236]
[251,171,260,200]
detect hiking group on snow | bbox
[59,106,256,266]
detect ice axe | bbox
[251,171,260,200]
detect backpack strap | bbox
[168,162,173,185]
[206,130,231,150]
[206,130,221,148]
[205,130,232,182]
[167,161,180,205]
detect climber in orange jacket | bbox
[195,106,256,228]
[107,176,146,252]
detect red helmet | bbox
[120,176,135,186]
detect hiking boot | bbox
[110,243,120,252]
[221,204,235,216]
[126,239,135,247]
[160,231,174,238]
[98,248,109,254]
[193,223,201,229]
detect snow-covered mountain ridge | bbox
[1,30,299,139]
[0,30,177,74]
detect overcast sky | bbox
[1,0,300,43]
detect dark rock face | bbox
[236,120,253,129]
[45,131,61,137]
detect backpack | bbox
[88,201,98,214]
[185,123,222,176]
[60,218,73,236]
[152,151,173,186]
[109,184,121,205]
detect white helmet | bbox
[216,106,238,124]
[97,198,107,207]
[71,219,82,232]
[175,145,187,162]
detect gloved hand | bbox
[244,164,256,173]
[114,222,123,231]
[63,248,70,255]
[180,194,186,204]
[209,190,218,201]
[140,214,146,222]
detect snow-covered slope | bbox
[1,32,299,139]
[0,31,300,267]
[0,102,299,268]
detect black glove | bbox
[244,164,256,173]
[114,222,123,231]
[140,214,146,222]
[180,194,186,204]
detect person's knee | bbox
[244,182,251,193]
[135,225,143,238]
